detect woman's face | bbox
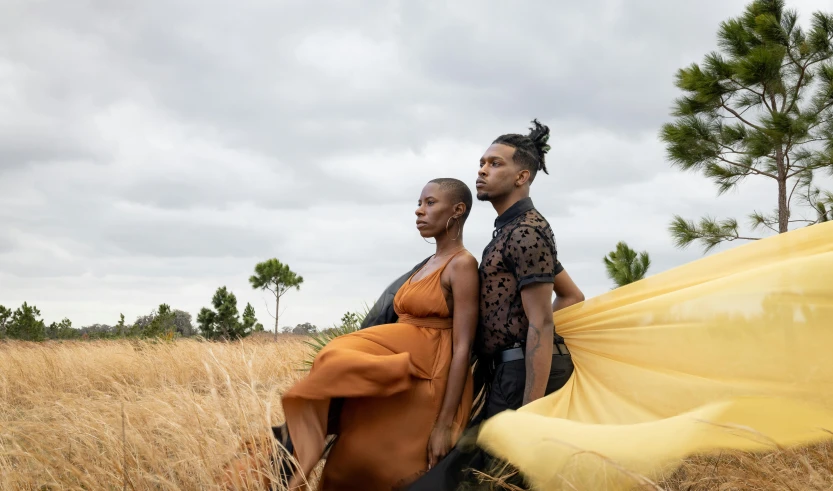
[415,183,459,238]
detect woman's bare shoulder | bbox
[448,250,478,274]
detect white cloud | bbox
[1,0,829,330]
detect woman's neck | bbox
[434,233,464,258]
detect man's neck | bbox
[491,190,529,217]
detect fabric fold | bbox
[477,221,833,490]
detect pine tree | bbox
[197,287,252,341]
[241,303,264,332]
[143,304,176,338]
[0,305,11,339]
[46,318,77,340]
[603,242,651,288]
[661,0,833,252]
[115,314,127,337]
[8,302,46,341]
[249,259,304,342]
[196,308,217,339]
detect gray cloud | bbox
[1,0,830,326]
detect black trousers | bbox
[483,353,574,420]
[405,353,574,490]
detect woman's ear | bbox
[454,203,466,219]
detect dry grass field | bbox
[0,335,308,490]
[1,337,831,491]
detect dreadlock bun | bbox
[527,119,550,174]
[492,118,552,180]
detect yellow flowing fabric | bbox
[477,221,833,490]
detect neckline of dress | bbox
[407,250,464,285]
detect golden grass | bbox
[1,337,830,491]
[474,444,833,491]
[0,335,309,490]
[655,444,833,491]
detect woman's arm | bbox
[428,253,479,468]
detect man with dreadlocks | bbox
[472,118,585,422]
[407,119,585,490]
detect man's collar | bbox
[494,197,534,230]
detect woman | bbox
[277,177,479,490]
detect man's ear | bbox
[515,169,531,187]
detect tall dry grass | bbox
[476,444,833,491]
[0,335,309,490]
[2,337,831,490]
[656,444,833,490]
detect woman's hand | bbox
[427,423,453,469]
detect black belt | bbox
[498,342,570,364]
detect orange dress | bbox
[281,252,474,490]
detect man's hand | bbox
[520,281,555,405]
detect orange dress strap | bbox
[407,249,466,284]
[396,250,466,330]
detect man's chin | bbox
[476,191,491,201]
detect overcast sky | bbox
[1,0,831,330]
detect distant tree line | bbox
[282,322,317,335]
[0,258,357,343]
[0,302,197,341]
[0,288,320,344]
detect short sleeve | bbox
[504,225,558,289]
[554,259,565,276]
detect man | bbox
[473,118,584,420]
[406,119,584,490]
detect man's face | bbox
[476,143,520,202]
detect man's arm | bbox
[520,281,555,405]
[552,267,585,312]
[506,226,562,405]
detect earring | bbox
[445,216,461,241]
[423,236,436,245]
